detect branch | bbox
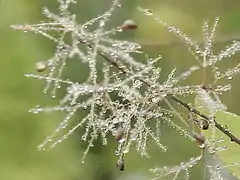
[169,95,240,145]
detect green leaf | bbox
[195,94,240,179]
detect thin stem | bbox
[202,54,207,84]
[163,97,190,128]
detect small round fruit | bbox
[121,19,137,30]
[115,128,124,141]
[193,133,205,148]
[116,157,124,171]
[35,61,47,72]
[202,119,209,130]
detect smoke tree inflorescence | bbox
[12,0,240,179]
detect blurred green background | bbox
[0,0,240,180]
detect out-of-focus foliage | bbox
[0,0,239,180]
